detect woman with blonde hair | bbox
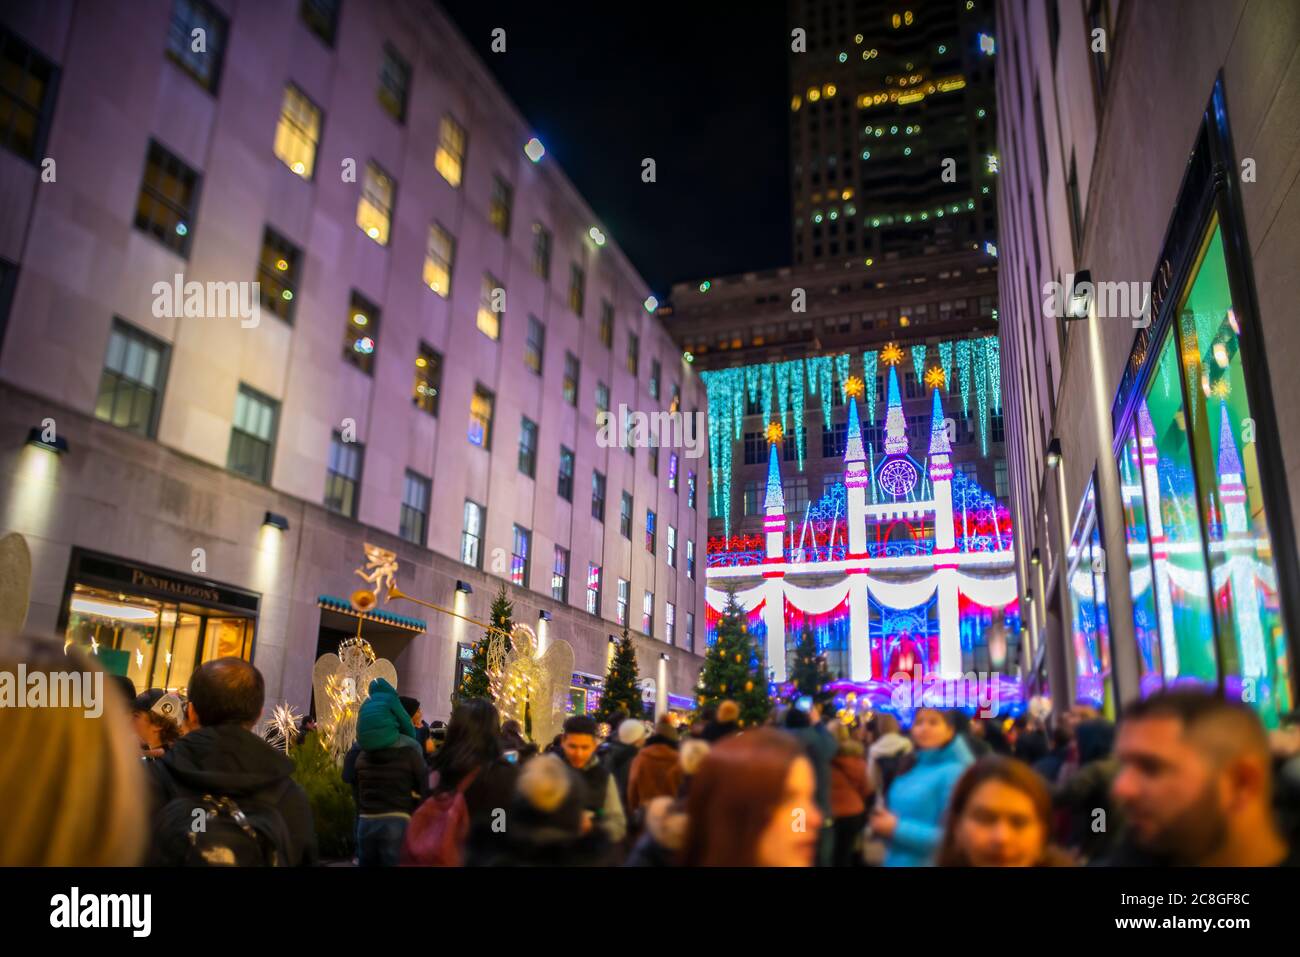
[0,632,149,865]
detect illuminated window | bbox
[646,509,657,554]
[668,452,679,491]
[649,359,661,399]
[686,539,695,580]
[557,446,575,501]
[666,602,675,645]
[511,525,531,587]
[477,273,502,340]
[591,471,606,521]
[166,0,227,93]
[0,26,58,162]
[586,564,602,616]
[563,352,580,406]
[532,223,551,280]
[412,343,441,416]
[342,291,380,374]
[324,431,363,517]
[688,470,697,509]
[524,315,545,374]
[423,223,455,296]
[595,381,610,414]
[134,140,200,256]
[517,416,538,477]
[273,85,321,179]
[468,384,493,448]
[400,470,431,545]
[619,492,633,539]
[666,524,676,567]
[435,115,467,188]
[616,579,629,626]
[377,43,410,123]
[489,174,513,236]
[552,546,569,603]
[599,300,614,348]
[627,333,639,376]
[642,590,654,636]
[356,161,395,245]
[461,500,484,567]
[569,263,586,316]
[257,227,301,323]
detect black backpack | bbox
[152,780,294,866]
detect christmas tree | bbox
[788,623,834,708]
[457,583,514,704]
[596,627,644,725]
[696,591,771,727]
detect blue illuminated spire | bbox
[928,387,951,455]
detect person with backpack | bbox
[146,657,317,866]
[402,698,519,866]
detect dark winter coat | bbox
[627,739,682,815]
[355,677,419,751]
[700,719,739,742]
[602,739,640,811]
[343,744,429,816]
[830,743,872,819]
[624,797,687,867]
[147,724,318,866]
[461,756,522,831]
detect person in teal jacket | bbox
[356,677,421,751]
[869,708,973,866]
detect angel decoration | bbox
[494,624,575,745]
[311,637,398,763]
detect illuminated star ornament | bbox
[765,421,785,445]
[924,365,947,390]
[880,342,904,366]
[842,375,865,399]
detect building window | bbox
[670,382,681,413]
[423,223,455,297]
[134,140,200,256]
[823,421,849,457]
[461,500,484,567]
[649,446,659,476]
[357,161,395,245]
[511,525,531,587]
[518,417,538,477]
[273,84,321,180]
[1087,0,1113,99]
[524,315,545,374]
[412,343,441,415]
[617,579,629,626]
[668,453,679,491]
[489,175,513,236]
[0,25,58,162]
[257,227,301,323]
[586,564,601,616]
[686,611,695,652]
[620,492,633,539]
[646,509,657,554]
[468,384,494,448]
[166,0,227,93]
[532,224,551,280]
[227,384,278,483]
[649,359,661,399]
[666,525,677,567]
[299,0,340,46]
[95,319,169,437]
[477,273,503,340]
[1067,153,1083,258]
[666,602,675,645]
[558,446,575,501]
[552,547,569,603]
[642,591,654,636]
[343,291,380,374]
[599,301,614,348]
[687,470,697,509]
[324,431,363,517]
[686,539,695,579]
[377,43,410,123]
[591,471,607,522]
[435,115,467,188]
[595,381,610,414]
[627,333,639,376]
[742,480,762,515]
[568,263,585,316]
[563,352,580,406]
[994,459,1009,501]
[400,470,431,545]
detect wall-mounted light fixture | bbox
[1030,548,1041,566]
[538,610,553,622]
[26,426,68,454]
[1066,270,1092,321]
[1045,438,1062,469]
[455,580,473,594]
[262,511,289,532]
[660,653,670,661]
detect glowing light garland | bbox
[938,340,955,391]
[862,350,878,425]
[956,339,972,417]
[791,360,805,467]
[910,344,928,384]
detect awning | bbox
[316,595,426,633]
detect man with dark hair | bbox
[147,657,317,866]
[560,714,626,843]
[1107,689,1295,866]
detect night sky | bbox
[440,0,792,295]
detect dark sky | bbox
[440,0,792,295]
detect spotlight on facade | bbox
[26,426,69,454]
[262,511,289,532]
[589,226,606,246]
[455,579,473,594]
[1030,548,1041,566]
[683,351,694,363]
[660,653,670,661]
[1045,438,1062,469]
[1024,589,1034,604]
[1067,269,1093,320]
[524,137,545,162]
[539,610,553,622]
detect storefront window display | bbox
[1066,479,1113,717]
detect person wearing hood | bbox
[829,720,872,867]
[869,708,973,867]
[355,677,420,752]
[603,716,647,816]
[146,658,317,866]
[466,753,613,866]
[628,716,683,817]
[342,695,430,866]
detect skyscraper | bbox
[788,0,998,264]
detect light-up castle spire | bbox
[928,386,951,456]
[883,366,909,455]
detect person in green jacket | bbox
[356,677,420,751]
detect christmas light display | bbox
[938,340,955,391]
[956,338,972,417]
[862,350,878,425]
[910,343,928,384]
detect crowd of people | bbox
[4,629,1300,867]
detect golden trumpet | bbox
[350,588,378,611]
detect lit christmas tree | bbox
[457,583,513,704]
[596,627,645,725]
[696,590,771,727]
[788,623,834,708]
